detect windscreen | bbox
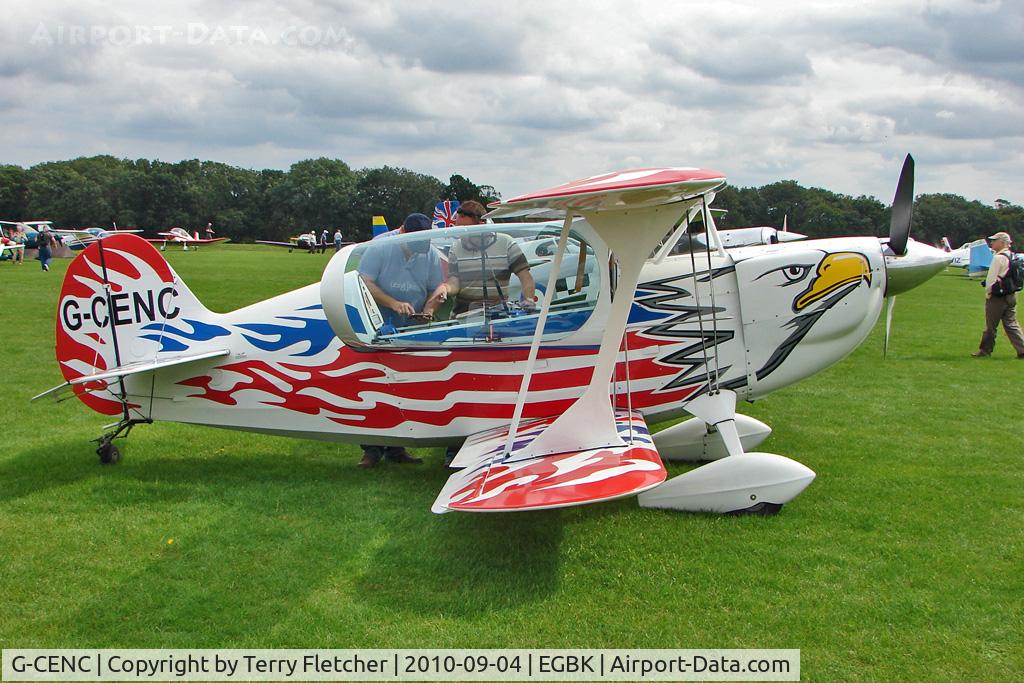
[322,223,602,347]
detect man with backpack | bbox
[35,227,57,272]
[972,231,1024,358]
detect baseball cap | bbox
[987,231,1012,243]
[403,213,432,232]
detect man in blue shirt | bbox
[358,213,446,329]
[356,213,446,467]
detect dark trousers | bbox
[978,293,1024,355]
[360,444,404,458]
[37,246,52,270]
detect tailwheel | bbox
[97,438,121,465]
[92,418,151,465]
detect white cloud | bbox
[0,0,1022,205]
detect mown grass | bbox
[1,246,1021,681]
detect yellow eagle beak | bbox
[794,252,872,311]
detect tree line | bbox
[0,156,499,243]
[713,182,1024,248]
[0,155,1020,247]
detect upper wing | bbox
[433,411,665,513]
[489,167,726,218]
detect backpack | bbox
[994,252,1024,296]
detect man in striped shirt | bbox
[444,201,537,316]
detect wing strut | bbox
[501,213,574,456]
[513,204,705,460]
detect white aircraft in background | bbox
[146,225,229,251]
[941,237,985,269]
[0,220,143,252]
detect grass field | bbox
[1,245,1022,681]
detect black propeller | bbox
[887,154,915,256]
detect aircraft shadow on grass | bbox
[351,509,564,619]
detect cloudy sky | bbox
[2,0,1021,204]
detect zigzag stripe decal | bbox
[632,265,740,398]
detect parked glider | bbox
[37,157,949,516]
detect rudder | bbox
[56,233,213,414]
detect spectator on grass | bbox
[972,231,1024,358]
[12,224,26,264]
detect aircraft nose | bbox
[884,238,952,296]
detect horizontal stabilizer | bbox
[33,348,229,402]
[433,411,666,513]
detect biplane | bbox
[36,156,949,515]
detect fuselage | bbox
[55,225,904,447]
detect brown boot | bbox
[358,446,383,468]
[385,447,422,464]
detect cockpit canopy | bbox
[321,222,605,348]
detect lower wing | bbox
[432,410,666,513]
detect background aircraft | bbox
[1,221,145,256]
[0,224,25,261]
[0,220,58,249]
[942,237,991,276]
[257,232,327,252]
[38,158,948,516]
[146,226,229,251]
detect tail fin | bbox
[371,215,389,237]
[940,236,952,252]
[56,234,215,414]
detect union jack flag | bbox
[432,200,460,229]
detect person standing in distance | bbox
[36,227,56,272]
[972,231,1024,358]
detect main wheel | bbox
[727,501,782,516]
